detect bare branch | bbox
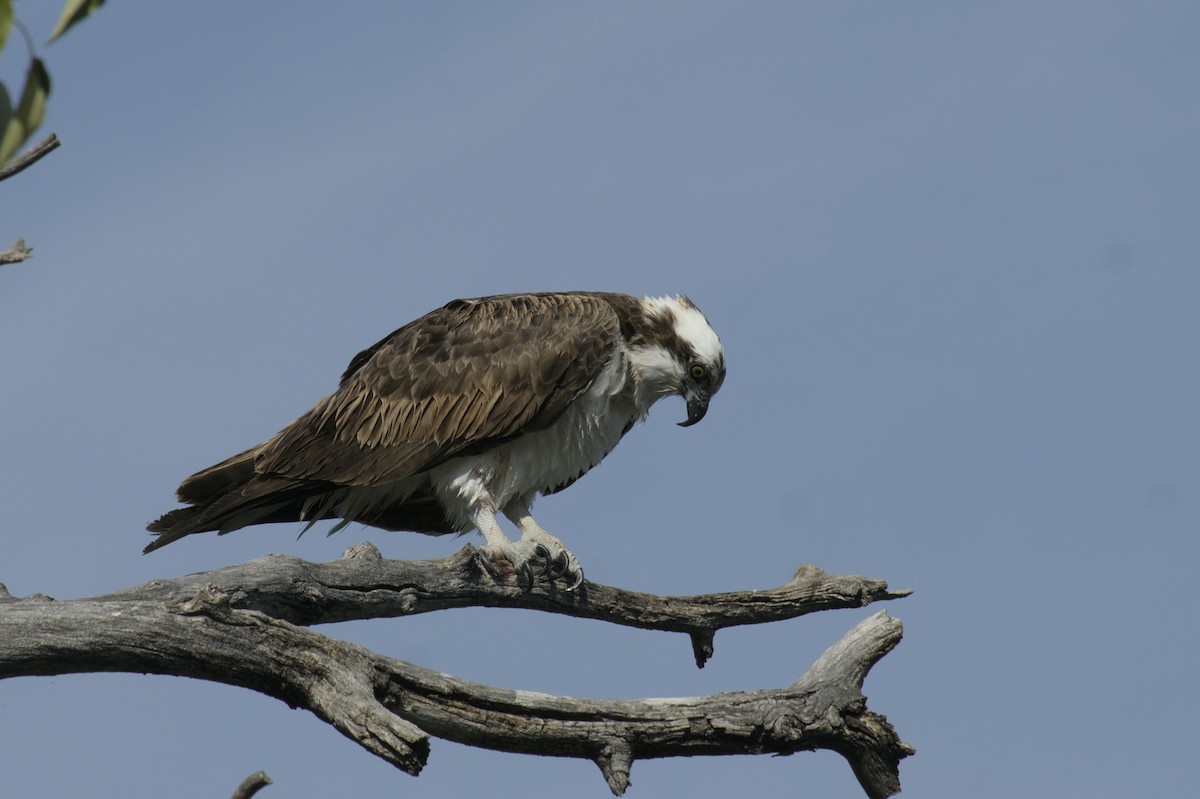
[0,583,431,774]
[0,581,911,797]
[108,542,910,667]
[0,133,61,183]
[0,238,34,265]
[230,771,272,799]
[1,134,62,267]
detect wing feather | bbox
[255,293,622,486]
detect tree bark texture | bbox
[0,543,914,797]
[90,542,911,667]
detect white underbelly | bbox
[429,403,633,526]
[428,357,642,529]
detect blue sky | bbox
[2,2,1198,797]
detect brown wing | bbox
[254,292,622,486]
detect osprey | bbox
[146,291,725,589]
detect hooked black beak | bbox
[677,389,710,427]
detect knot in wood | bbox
[763,696,845,744]
[174,583,234,618]
[396,589,419,613]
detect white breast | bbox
[429,349,643,529]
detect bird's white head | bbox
[629,295,726,425]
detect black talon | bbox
[547,550,570,579]
[519,559,537,591]
[531,542,578,585]
[533,543,566,579]
[475,551,502,579]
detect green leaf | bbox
[1,0,14,55]
[48,0,105,44]
[0,59,51,165]
[0,84,12,147]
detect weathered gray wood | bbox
[229,771,272,799]
[0,584,432,774]
[0,237,34,265]
[0,576,912,797]
[85,541,910,667]
[0,133,62,184]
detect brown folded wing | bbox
[254,292,622,486]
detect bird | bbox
[146,291,725,589]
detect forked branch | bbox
[0,578,912,797]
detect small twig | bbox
[0,133,61,183]
[230,771,272,799]
[0,133,60,268]
[0,239,33,265]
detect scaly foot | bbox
[528,534,584,591]
[475,538,584,591]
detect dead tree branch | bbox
[0,133,61,183]
[0,238,33,265]
[94,542,911,667]
[229,771,272,799]
[2,134,62,266]
[0,573,912,797]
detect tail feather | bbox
[176,446,260,504]
[147,449,460,554]
[144,506,208,553]
[145,475,311,553]
[147,445,306,553]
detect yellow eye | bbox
[690,364,706,380]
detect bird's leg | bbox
[502,499,585,591]
[470,503,537,585]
